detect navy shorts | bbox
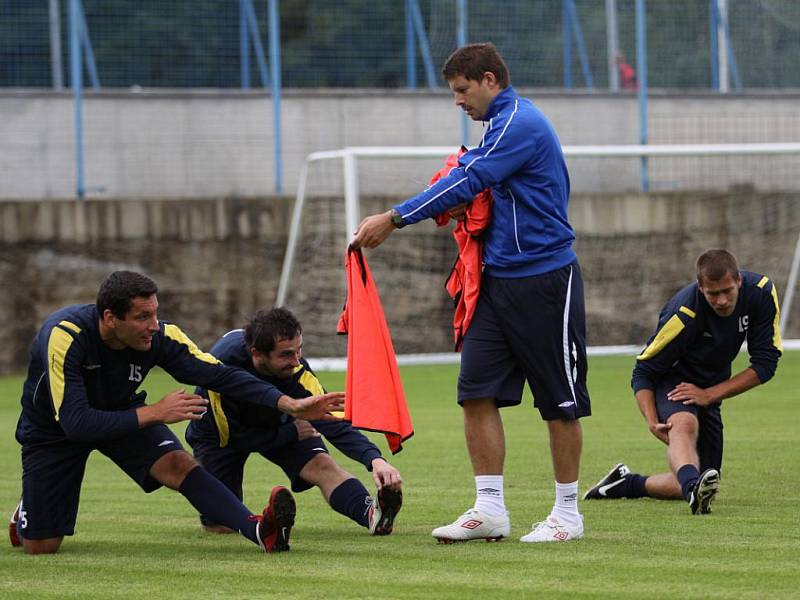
[655,377,724,472]
[19,424,184,540]
[458,261,591,421]
[189,436,330,526]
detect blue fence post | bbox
[406,0,416,89]
[566,0,594,88]
[457,0,469,147]
[563,0,572,88]
[636,0,648,192]
[240,0,250,89]
[69,0,85,199]
[408,0,437,89]
[268,0,283,195]
[77,1,100,89]
[244,0,270,86]
[709,0,719,90]
[721,7,742,90]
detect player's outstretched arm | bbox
[278,392,345,421]
[350,210,396,249]
[371,458,402,491]
[137,389,209,427]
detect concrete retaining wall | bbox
[2,192,796,373]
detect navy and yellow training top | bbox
[632,271,783,393]
[187,329,382,470]
[15,304,285,445]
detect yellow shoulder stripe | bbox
[769,284,784,354]
[679,306,696,318]
[48,326,75,421]
[298,369,325,397]
[207,390,230,447]
[58,320,82,334]
[163,323,219,365]
[637,314,686,361]
[757,276,769,289]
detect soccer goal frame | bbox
[276,142,800,343]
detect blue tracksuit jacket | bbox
[393,86,576,278]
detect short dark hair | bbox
[696,249,740,284]
[442,42,510,88]
[96,271,158,319]
[244,307,302,354]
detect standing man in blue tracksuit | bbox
[351,42,590,543]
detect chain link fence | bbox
[3,0,800,89]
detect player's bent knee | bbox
[300,453,349,486]
[667,412,699,434]
[23,537,63,555]
[150,449,200,490]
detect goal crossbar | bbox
[276,143,800,332]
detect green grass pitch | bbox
[1,352,798,599]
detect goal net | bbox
[277,145,800,359]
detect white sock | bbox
[473,475,506,517]
[550,481,581,527]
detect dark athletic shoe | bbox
[368,487,403,536]
[257,486,296,552]
[689,469,720,515]
[9,502,22,548]
[583,463,631,500]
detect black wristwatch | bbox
[390,209,406,229]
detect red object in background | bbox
[337,248,413,454]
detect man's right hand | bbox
[137,389,208,427]
[648,421,672,445]
[350,211,396,249]
[278,392,345,421]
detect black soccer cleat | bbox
[689,469,720,515]
[368,487,403,536]
[583,463,631,500]
[257,486,296,552]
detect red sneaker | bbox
[9,502,22,548]
[256,486,296,553]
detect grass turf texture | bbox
[1,352,798,599]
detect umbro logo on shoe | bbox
[461,519,483,530]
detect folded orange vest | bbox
[432,150,493,351]
[337,248,413,454]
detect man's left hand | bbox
[371,458,402,490]
[667,382,716,407]
[294,419,321,441]
[350,210,396,249]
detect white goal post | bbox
[277,143,800,341]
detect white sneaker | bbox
[519,515,584,543]
[431,509,510,544]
